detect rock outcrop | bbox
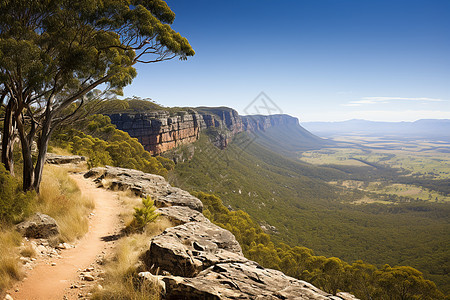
[16,213,59,239]
[84,166,203,212]
[156,206,210,226]
[45,153,86,164]
[162,263,354,300]
[108,107,304,155]
[86,166,358,300]
[144,221,247,277]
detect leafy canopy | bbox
[0,0,194,98]
[0,0,194,191]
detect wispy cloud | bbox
[302,110,450,122]
[342,97,445,107]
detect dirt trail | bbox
[9,174,122,300]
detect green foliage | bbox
[373,265,444,300]
[129,197,159,232]
[193,190,445,299]
[52,114,169,176]
[0,0,194,191]
[97,97,192,116]
[156,156,175,171]
[0,163,35,223]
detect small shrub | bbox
[128,197,159,232]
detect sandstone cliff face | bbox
[241,114,299,131]
[85,166,358,300]
[109,111,205,155]
[108,107,302,155]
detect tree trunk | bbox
[21,144,34,191]
[33,122,52,193]
[1,101,16,175]
[15,113,34,191]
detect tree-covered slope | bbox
[248,120,331,156]
[170,132,450,293]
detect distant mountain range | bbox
[302,119,450,141]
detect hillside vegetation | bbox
[195,191,444,299]
[170,132,450,294]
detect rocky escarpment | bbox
[85,166,358,300]
[108,107,305,155]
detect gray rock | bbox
[144,222,246,277]
[155,187,203,212]
[156,206,210,226]
[84,166,203,212]
[45,153,86,164]
[16,213,59,239]
[163,262,343,300]
[82,273,95,281]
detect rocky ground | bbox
[85,166,359,300]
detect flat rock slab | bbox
[16,212,59,238]
[46,153,86,164]
[84,166,203,212]
[156,206,210,226]
[163,262,348,300]
[144,222,245,277]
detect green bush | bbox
[0,163,35,223]
[128,197,159,232]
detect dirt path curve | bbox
[10,174,122,300]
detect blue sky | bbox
[123,0,450,122]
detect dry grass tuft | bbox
[92,218,172,300]
[0,228,23,293]
[118,191,144,227]
[19,242,36,258]
[37,165,94,242]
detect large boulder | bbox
[162,262,348,300]
[84,166,203,212]
[16,213,59,238]
[144,222,246,277]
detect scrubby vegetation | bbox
[194,191,446,299]
[97,97,190,116]
[0,162,35,223]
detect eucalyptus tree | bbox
[0,0,194,191]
